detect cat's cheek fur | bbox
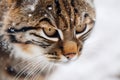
[86,0,95,8]
[10,44,46,59]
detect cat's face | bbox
[1,0,95,64]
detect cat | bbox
[0,0,95,80]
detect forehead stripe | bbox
[55,0,61,14]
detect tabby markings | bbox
[7,27,38,33]
[55,0,61,14]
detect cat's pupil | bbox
[76,24,87,34]
[43,27,59,38]
[84,13,89,18]
[49,28,51,31]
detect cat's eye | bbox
[76,24,87,34]
[84,13,89,18]
[43,27,58,37]
[39,21,59,41]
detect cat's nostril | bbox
[64,53,76,59]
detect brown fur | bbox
[0,0,95,80]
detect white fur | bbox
[10,44,45,59]
[59,56,69,63]
[25,0,39,11]
[86,0,95,8]
[57,29,64,40]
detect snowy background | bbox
[50,0,120,80]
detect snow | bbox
[47,6,53,10]
[49,0,120,80]
[28,14,32,17]
[44,14,48,17]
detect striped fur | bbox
[0,0,95,80]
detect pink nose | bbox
[64,53,76,59]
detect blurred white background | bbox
[50,0,120,80]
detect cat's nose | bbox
[64,53,76,59]
[63,41,77,59]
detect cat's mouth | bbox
[46,53,79,63]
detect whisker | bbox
[23,61,40,80]
[12,54,45,80]
[24,58,46,80]
[45,63,55,80]
[30,61,47,80]
[33,62,50,80]
[13,54,44,69]
[13,60,36,80]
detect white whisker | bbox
[45,63,54,80]
[23,61,40,80]
[13,54,44,69]
[12,54,45,80]
[34,62,50,80]
[30,61,47,80]
[24,58,46,80]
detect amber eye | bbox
[76,24,87,34]
[43,27,59,37]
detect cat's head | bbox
[0,0,95,64]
